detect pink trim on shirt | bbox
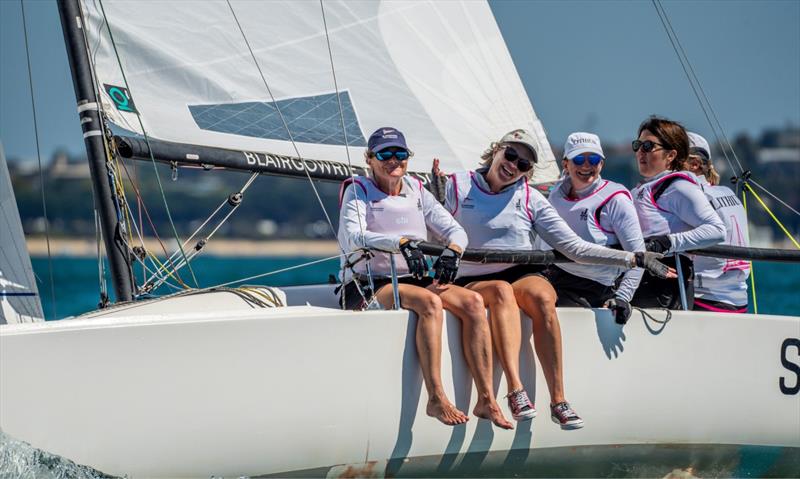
[593,189,633,234]
[524,181,534,222]
[694,299,747,314]
[564,180,610,202]
[723,260,751,272]
[339,178,367,208]
[649,172,698,212]
[450,173,459,215]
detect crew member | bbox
[630,117,726,309]
[338,127,513,429]
[682,132,750,312]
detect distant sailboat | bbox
[1,1,798,477]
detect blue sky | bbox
[1,0,798,161]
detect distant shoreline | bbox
[27,237,341,258]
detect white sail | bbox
[79,0,559,182]
[0,144,44,324]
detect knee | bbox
[416,292,443,319]
[461,290,487,319]
[488,281,517,306]
[516,286,556,310]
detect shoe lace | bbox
[554,402,575,418]
[512,391,530,410]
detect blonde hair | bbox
[479,141,535,179]
[680,154,721,186]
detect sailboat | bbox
[1,0,798,477]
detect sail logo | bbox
[103,84,137,113]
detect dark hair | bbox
[637,116,689,170]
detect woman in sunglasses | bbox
[534,133,645,325]
[679,132,750,313]
[629,117,726,309]
[338,127,513,429]
[441,129,673,430]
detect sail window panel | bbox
[189,92,366,147]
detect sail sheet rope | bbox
[20,0,57,319]
[95,0,201,290]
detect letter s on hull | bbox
[780,338,800,395]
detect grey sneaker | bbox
[550,401,584,430]
[507,389,537,421]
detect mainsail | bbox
[0,144,44,324]
[79,0,559,183]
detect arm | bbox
[339,184,402,253]
[600,194,645,301]
[422,187,468,252]
[660,181,726,252]
[532,195,635,267]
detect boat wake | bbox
[0,429,116,479]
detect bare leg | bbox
[374,284,468,426]
[466,280,524,394]
[512,275,566,405]
[431,283,513,430]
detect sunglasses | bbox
[374,149,409,161]
[632,139,669,153]
[503,146,533,172]
[569,153,603,166]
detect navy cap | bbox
[367,127,408,153]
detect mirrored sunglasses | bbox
[503,146,533,172]
[374,150,409,161]
[570,153,603,166]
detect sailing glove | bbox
[634,251,671,279]
[399,239,429,280]
[604,297,632,325]
[433,247,461,285]
[644,235,672,254]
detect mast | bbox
[57,0,134,303]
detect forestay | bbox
[79,0,559,182]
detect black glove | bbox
[634,251,670,279]
[399,240,429,280]
[433,247,460,285]
[604,297,632,325]
[644,235,672,254]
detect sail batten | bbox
[81,0,559,182]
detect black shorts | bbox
[630,254,694,310]
[453,264,544,287]
[339,275,434,310]
[535,265,615,308]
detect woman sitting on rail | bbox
[679,132,750,313]
[337,127,513,429]
[440,129,673,430]
[534,132,645,325]
[630,117,726,310]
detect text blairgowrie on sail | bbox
[242,150,430,184]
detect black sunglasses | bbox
[502,146,533,172]
[632,139,669,153]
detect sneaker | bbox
[507,389,537,421]
[550,402,584,430]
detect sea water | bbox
[28,256,800,320]
[2,256,799,478]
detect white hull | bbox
[1,285,799,477]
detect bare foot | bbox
[426,397,469,426]
[474,399,514,430]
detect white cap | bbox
[687,131,711,161]
[499,129,539,163]
[563,132,604,159]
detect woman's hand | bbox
[399,238,429,279]
[433,244,462,285]
[634,252,677,279]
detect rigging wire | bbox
[226,1,345,252]
[650,0,743,179]
[96,0,200,289]
[20,0,57,320]
[741,189,758,314]
[212,253,347,289]
[319,0,373,305]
